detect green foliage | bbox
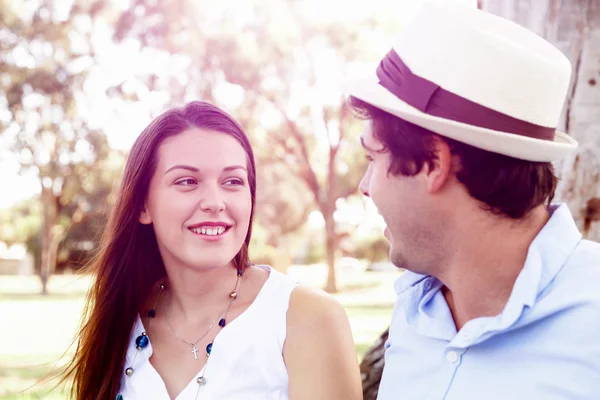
[303,237,326,265]
[354,235,390,263]
[0,199,41,245]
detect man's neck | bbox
[439,205,550,330]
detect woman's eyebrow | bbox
[223,165,247,172]
[164,165,247,175]
[164,165,199,175]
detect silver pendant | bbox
[191,344,199,360]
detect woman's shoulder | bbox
[250,264,347,322]
[249,264,296,293]
[287,285,348,325]
[283,283,362,399]
[248,264,349,328]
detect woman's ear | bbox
[139,207,152,224]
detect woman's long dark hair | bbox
[59,101,257,399]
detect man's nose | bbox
[359,174,370,197]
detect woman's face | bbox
[140,128,252,272]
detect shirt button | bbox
[423,279,432,290]
[446,350,459,363]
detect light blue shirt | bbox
[377,204,600,400]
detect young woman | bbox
[60,101,361,399]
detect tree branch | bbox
[265,96,322,202]
[280,203,314,236]
[337,96,351,144]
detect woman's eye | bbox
[365,154,374,162]
[175,178,197,186]
[224,178,244,186]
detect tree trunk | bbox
[481,0,600,241]
[323,204,338,293]
[360,328,389,400]
[39,186,59,295]
[324,138,341,293]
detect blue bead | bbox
[218,318,226,327]
[237,268,243,276]
[135,334,149,349]
[147,309,156,319]
[116,395,123,400]
[206,342,213,355]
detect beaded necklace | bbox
[116,267,244,400]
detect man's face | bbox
[359,121,443,272]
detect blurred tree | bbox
[0,0,116,293]
[56,152,125,272]
[353,235,389,263]
[0,152,123,276]
[302,233,327,265]
[0,198,42,246]
[112,0,377,292]
[254,163,314,250]
[480,0,600,241]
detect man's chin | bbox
[389,249,410,270]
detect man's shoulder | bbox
[557,238,600,289]
[568,238,600,267]
[537,239,600,321]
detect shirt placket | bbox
[426,346,467,400]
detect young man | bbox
[348,2,600,399]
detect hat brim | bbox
[346,73,578,162]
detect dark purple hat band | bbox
[376,49,555,140]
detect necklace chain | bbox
[163,299,225,348]
[163,271,244,358]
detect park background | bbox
[1,0,599,398]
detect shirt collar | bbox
[464,203,580,341]
[503,203,582,309]
[394,270,428,295]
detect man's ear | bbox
[139,207,152,224]
[425,137,453,193]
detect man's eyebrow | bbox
[360,136,378,152]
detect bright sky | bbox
[0,0,476,209]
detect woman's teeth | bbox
[190,226,226,236]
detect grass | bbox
[0,267,399,399]
[0,359,69,400]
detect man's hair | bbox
[350,96,558,219]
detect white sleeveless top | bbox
[119,265,298,399]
